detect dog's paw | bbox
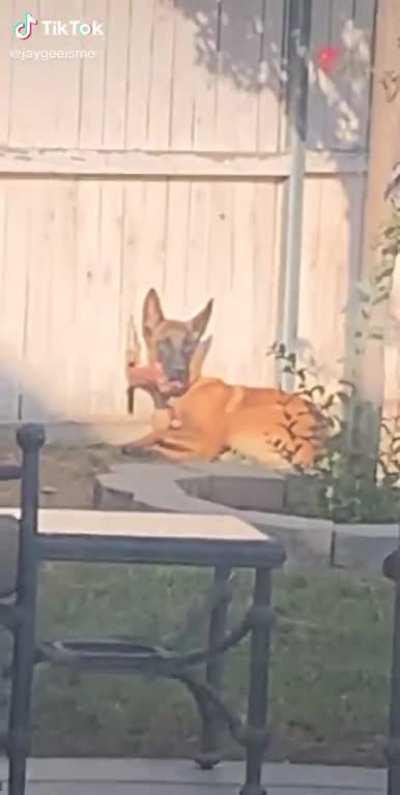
[121,443,139,457]
[121,444,162,462]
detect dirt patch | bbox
[0,441,261,511]
[0,442,129,509]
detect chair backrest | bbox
[0,424,45,600]
[0,516,19,598]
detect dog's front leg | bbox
[122,429,164,455]
[122,405,182,455]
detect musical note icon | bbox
[14,11,38,40]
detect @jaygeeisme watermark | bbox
[10,10,104,60]
[10,48,97,61]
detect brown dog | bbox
[124,289,326,468]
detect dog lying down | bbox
[125,289,327,468]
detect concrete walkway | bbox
[0,759,387,794]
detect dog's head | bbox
[142,288,213,397]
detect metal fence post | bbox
[281,0,312,391]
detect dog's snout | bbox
[170,364,187,381]
[156,336,191,385]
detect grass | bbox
[22,563,394,766]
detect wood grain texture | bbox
[0,2,376,422]
[297,174,365,390]
[101,0,131,148]
[307,0,332,149]
[0,180,27,420]
[258,0,286,152]
[9,0,83,147]
[77,0,108,148]
[0,147,368,176]
[2,1,374,153]
[145,0,176,149]
[308,0,374,151]
[215,0,263,151]
[0,173,367,421]
[254,179,283,387]
[0,0,14,146]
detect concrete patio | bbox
[0,759,387,794]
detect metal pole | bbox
[281,0,312,391]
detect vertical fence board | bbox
[71,180,102,416]
[258,0,286,152]
[21,181,78,418]
[0,0,14,146]
[229,181,257,383]
[169,6,196,150]
[125,0,155,148]
[185,180,212,324]
[297,175,364,389]
[191,0,220,150]
[325,0,355,150]
[101,0,131,148]
[353,0,375,149]
[7,0,41,147]
[9,0,83,147]
[45,180,79,418]
[0,181,26,420]
[205,181,234,378]
[255,179,284,385]
[19,180,56,419]
[145,0,176,149]
[307,0,332,149]
[78,0,108,148]
[87,181,125,415]
[215,0,263,151]
[163,181,192,315]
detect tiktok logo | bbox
[13,11,38,40]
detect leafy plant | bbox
[267,204,400,524]
[268,342,400,523]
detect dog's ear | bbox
[189,336,212,382]
[142,289,164,342]
[188,298,213,340]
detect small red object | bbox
[128,361,185,396]
[316,45,341,74]
[128,362,164,387]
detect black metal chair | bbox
[0,424,286,795]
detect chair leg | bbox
[195,565,231,770]
[8,598,37,795]
[387,572,400,794]
[8,424,44,795]
[0,625,12,738]
[240,569,272,795]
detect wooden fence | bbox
[0,0,381,424]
